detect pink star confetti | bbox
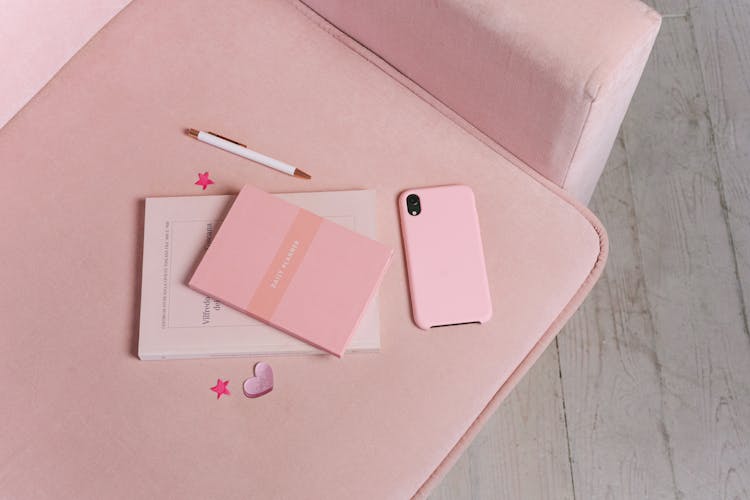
[210,379,231,399]
[195,171,215,190]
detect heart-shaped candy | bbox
[243,362,273,398]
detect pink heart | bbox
[243,362,273,398]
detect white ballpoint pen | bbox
[186,128,311,179]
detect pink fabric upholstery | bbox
[0,0,606,498]
[0,0,659,202]
[0,0,131,129]
[302,0,661,202]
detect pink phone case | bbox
[398,185,492,329]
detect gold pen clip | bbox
[209,131,247,148]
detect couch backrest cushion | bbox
[302,0,660,202]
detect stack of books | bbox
[138,186,392,360]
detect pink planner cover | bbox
[189,184,393,357]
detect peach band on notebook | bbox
[247,209,323,318]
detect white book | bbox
[138,190,381,360]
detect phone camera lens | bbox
[405,194,421,216]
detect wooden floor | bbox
[430,1,750,498]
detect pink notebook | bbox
[189,184,393,357]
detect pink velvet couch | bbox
[0,1,659,498]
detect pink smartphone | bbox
[398,185,492,329]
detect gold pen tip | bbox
[294,169,312,180]
[186,128,199,138]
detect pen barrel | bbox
[198,131,297,175]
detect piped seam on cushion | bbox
[412,212,608,499]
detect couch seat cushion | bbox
[0,1,606,498]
